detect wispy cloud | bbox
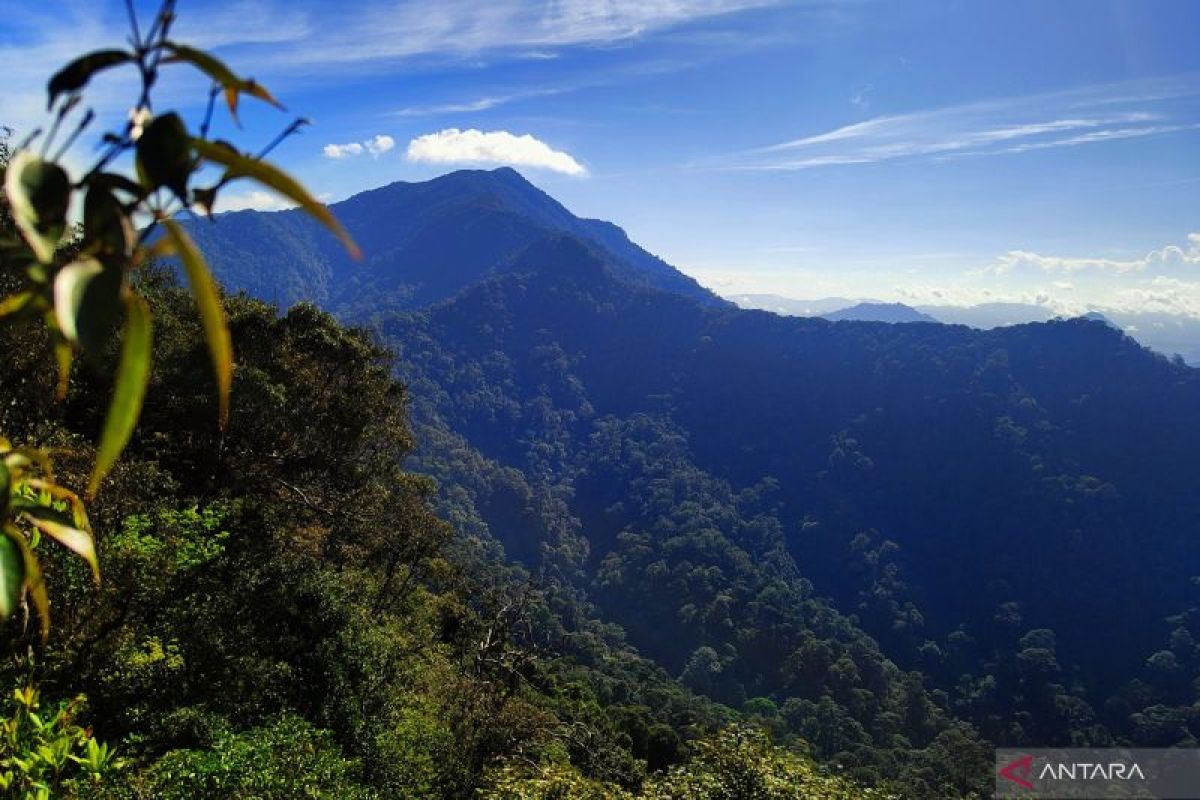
[405,128,587,176]
[246,0,787,70]
[3,0,790,141]
[0,2,314,140]
[322,134,396,159]
[392,88,567,118]
[1002,123,1200,153]
[712,75,1200,170]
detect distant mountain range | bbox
[729,294,1200,364]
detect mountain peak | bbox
[823,302,938,324]
[179,169,722,313]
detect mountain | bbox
[1098,311,1200,365]
[379,245,1200,769]
[921,305,1200,365]
[179,167,722,313]
[189,174,1200,794]
[732,296,1200,365]
[381,251,1200,691]
[917,302,1055,328]
[822,302,938,323]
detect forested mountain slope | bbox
[188,174,1200,795]
[376,234,1200,750]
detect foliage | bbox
[0,438,97,638]
[0,0,358,633]
[644,726,892,800]
[0,684,122,799]
[106,715,373,799]
[479,727,889,799]
[480,761,634,799]
[341,220,1199,793]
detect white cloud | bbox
[323,142,364,159]
[712,74,1200,170]
[405,128,587,176]
[213,190,296,213]
[892,284,1070,312]
[1110,276,1200,316]
[365,134,396,156]
[392,88,567,117]
[322,134,395,159]
[264,0,785,68]
[0,3,312,150]
[701,232,1200,321]
[966,233,1200,317]
[988,233,1200,276]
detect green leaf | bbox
[162,42,282,121]
[0,463,9,521]
[46,49,133,110]
[192,138,361,260]
[161,219,232,427]
[83,184,134,258]
[91,172,146,201]
[4,151,71,263]
[88,293,152,498]
[0,534,24,622]
[0,292,35,321]
[6,528,48,639]
[136,113,194,203]
[52,258,123,353]
[20,479,90,531]
[22,509,98,583]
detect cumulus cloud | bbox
[323,134,395,159]
[987,233,1200,276]
[323,142,364,159]
[405,128,587,176]
[1110,276,1200,316]
[963,233,1200,317]
[214,190,296,213]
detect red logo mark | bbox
[999,754,1035,790]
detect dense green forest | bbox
[9,151,1200,798]
[3,9,1199,796]
[162,165,1200,797]
[0,262,900,797]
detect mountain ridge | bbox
[180,167,722,314]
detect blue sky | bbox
[4,0,1199,313]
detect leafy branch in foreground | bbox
[0,685,123,796]
[0,0,359,634]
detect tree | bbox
[643,726,892,800]
[0,0,358,634]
